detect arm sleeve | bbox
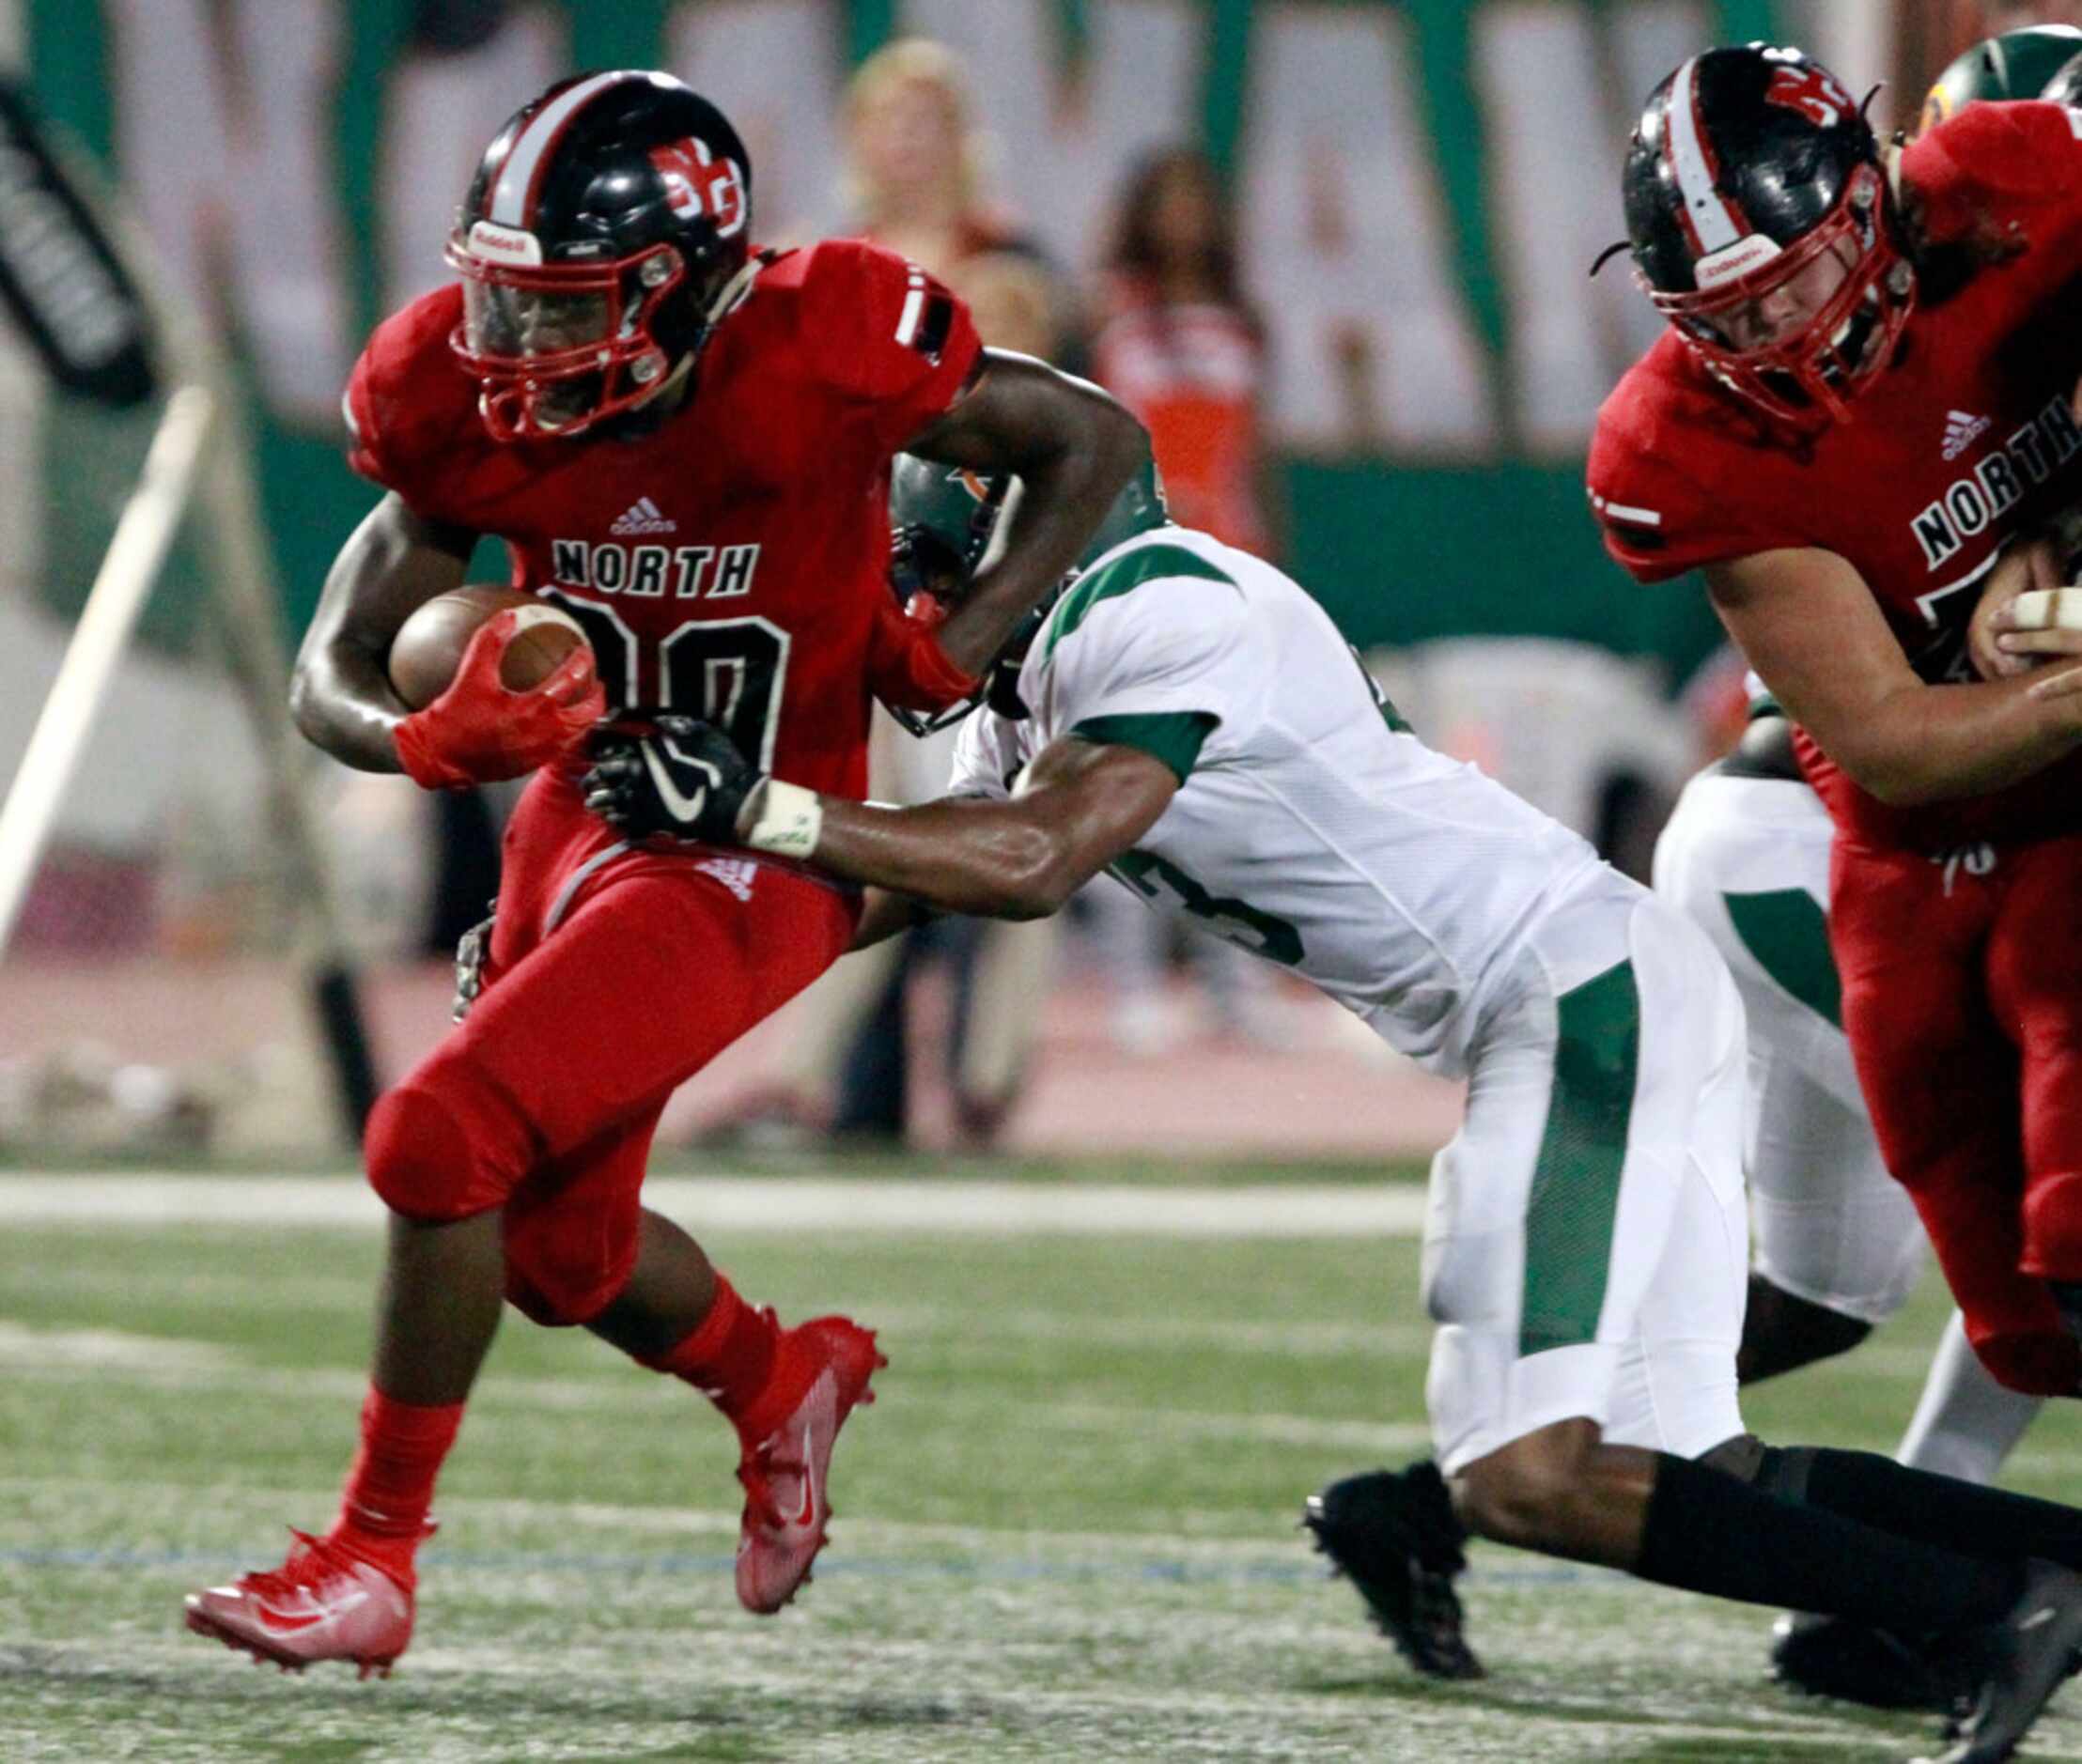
[1585,411,1784,584]
[947,707,1021,801]
[1049,579,1254,781]
[864,595,982,713]
[1909,102,2082,262]
[339,299,469,525]
[800,240,983,454]
[341,339,402,491]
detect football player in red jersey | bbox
[1590,42,2082,1399]
[181,70,1142,1675]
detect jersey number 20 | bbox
[541,593,789,769]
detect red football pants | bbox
[1832,833,2082,1396]
[364,766,857,1324]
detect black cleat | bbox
[1303,1462,1484,1680]
[1920,1557,2082,1764]
[1770,1612,1962,1712]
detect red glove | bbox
[866,594,981,713]
[392,610,607,789]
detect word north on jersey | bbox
[1913,393,2082,570]
[550,536,762,599]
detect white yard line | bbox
[0,1171,1427,1237]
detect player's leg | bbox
[1428,889,2082,1758]
[1648,767,1920,1381]
[1987,834,2082,1335]
[183,934,548,1672]
[1898,1309,2044,1483]
[483,861,885,1614]
[1835,839,2077,1395]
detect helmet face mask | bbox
[1624,46,1913,426]
[1646,163,1912,424]
[446,232,687,440]
[444,72,752,443]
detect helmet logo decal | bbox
[651,138,748,239]
[1764,64,1853,130]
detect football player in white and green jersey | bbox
[582,457,2082,1764]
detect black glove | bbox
[582,715,761,843]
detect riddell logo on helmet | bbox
[467,221,543,267]
[1695,233,1781,291]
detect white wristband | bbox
[744,778,823,859]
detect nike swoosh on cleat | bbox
[251,1588,370,1633]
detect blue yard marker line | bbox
[0,1544,1613,1589]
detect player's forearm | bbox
[849,888,937,951]
[290,494,474,772]
[1824,675,2082,805]
[288,637,411,773]
[796,796,1082,921]
[940,411,1143,670]
[913,357,1146,674]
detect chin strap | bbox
[704,254,766,327]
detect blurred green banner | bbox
[24,0,1769,680]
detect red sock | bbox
[639,1273,779,1425]
[327,1386,464,1588]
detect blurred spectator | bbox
[1093,147,1273,556]
[1079,147,1282,1048]
[1982,1,2082,25]
[841,38,1043,283]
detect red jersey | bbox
[1589,101,2082,851]
[343,239,981,799]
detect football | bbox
[388,585,589,710]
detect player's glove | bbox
[582,715,763,844]
[393,610,606,790]
[583,716,828,859]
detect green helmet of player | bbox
[884,449,1171,734]
[1919,24,2082,133]
[2046,49,2082,110]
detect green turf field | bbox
[5,1168,2082,1763]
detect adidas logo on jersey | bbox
[1942,410,1991,461]
[610,496,676,535]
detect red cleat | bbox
[183,1528,414,1676]
[733,1316,886,1615]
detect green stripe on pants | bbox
[1724,888,1841,1029]
[1519,960,1641,1357]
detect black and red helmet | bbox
[1622,44,1912,424]
[444,70,753,441]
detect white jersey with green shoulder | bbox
[948,525,1607,1076]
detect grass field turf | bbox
[5,1167,2082,1763]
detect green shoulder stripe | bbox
[1071,711,1219,784]
[1043,543,1236,661]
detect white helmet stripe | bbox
[489,70,635,227]
[1666,56,1742,255]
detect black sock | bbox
[1771,1446,2082,1574]
[1638,1453,2023,1632]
